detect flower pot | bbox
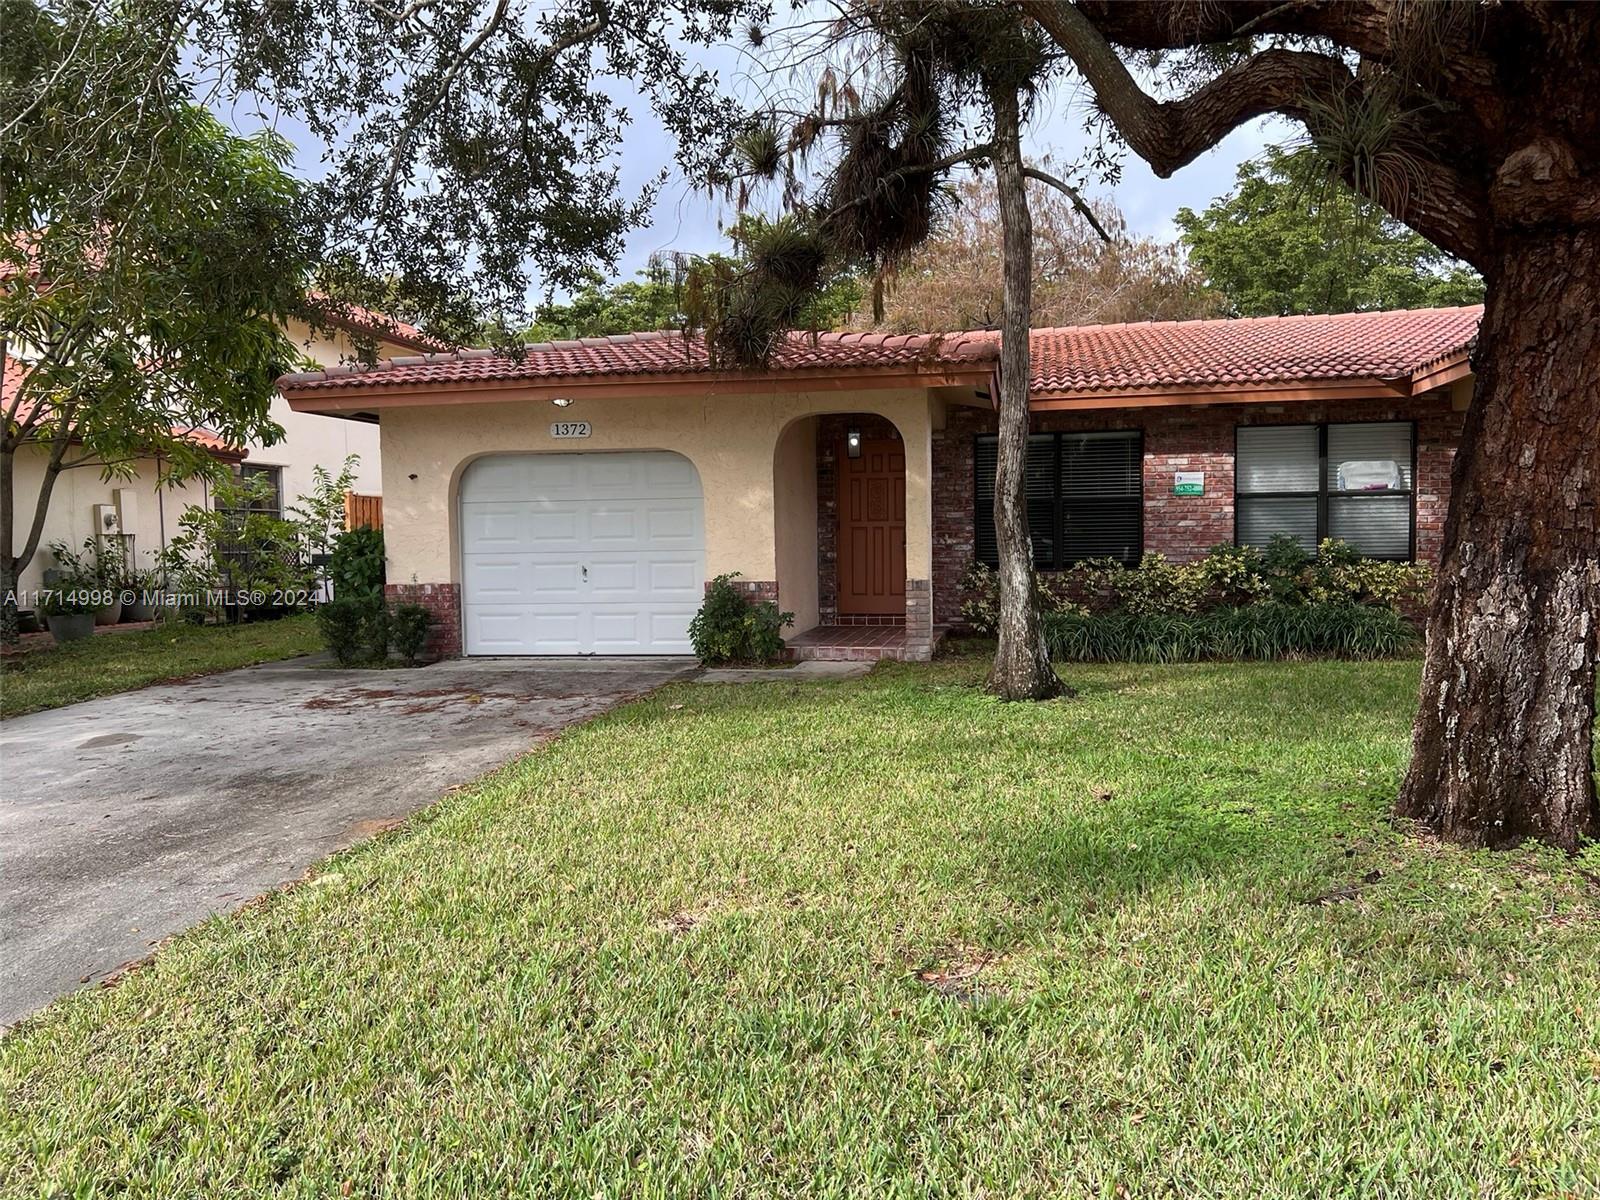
[16,609,42,635]
[48,612,95,642]
[94,600,123,626]
[125,597,160,622]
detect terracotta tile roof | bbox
[277,306,1480,398]
[305,292,454,354]
[1021,306,1481,397]
[278,329,1000,392]
[3,358,246,460]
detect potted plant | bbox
[16,609,42,635]
[124,567,162,621]
[40,545,100,643]
[88,535,127,625]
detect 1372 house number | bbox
[550,420,592,439]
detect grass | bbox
[3,657,1598,1197]
[0,615,320,717]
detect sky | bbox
[217,14,1293,304]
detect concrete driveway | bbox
[0,655,695,1028]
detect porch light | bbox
[551,397,574,408]
[846,427,862,458]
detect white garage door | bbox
[460,452,704,655]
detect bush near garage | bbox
[958,536,1430,661]
[688,573,795,665]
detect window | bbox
[975,431,1143,568]
[227,464,284,520]
[1235,421,1414,559]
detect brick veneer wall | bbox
[815,414,904,625]
[714,577,780,606]
[386,582,461,659]
[933,395,1464,628]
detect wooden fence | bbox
[343,492,383,531]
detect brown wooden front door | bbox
[837,438,906,617]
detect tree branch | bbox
[1018,0,1492,266]
[1022,165,1112,243]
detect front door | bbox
[836,438,906,617]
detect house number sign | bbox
[550,420,592,439]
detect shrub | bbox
[1041,603,1420,663]
[317,598,370,665]
[958,538,1432,637]
[390,603,433,665]
[688,573,795,665]
[329,526,386,603]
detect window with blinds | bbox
[975,431,1143,568]
[1235,421,1415,559]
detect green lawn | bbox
[3,657,1598,1196]
[0,615,320,717]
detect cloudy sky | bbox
[220,17,1293,302]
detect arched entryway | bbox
[774,411,933,661]
[818,415,906,626]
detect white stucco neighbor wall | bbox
[11,319,408,598]
[236,319,394,504]
[374,386,938,614]
[12,450,211,593]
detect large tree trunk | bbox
[985,85,1064,702]
[1398,229,1600,849]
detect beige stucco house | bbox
[278,307,1480,663]
[8,303,442,595]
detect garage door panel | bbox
[643,455,702,493]
[587,559,641,597]
[462,558,529,602]
[647,503,701,545]
[645,611,697,650]
[528,560,584,597]
[461,452,704,655]
[588,506,640,544]
[647,558,701,594]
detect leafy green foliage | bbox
[319,527,390,664]
[159,473,315,621]
[186,0,765,325]
[522,266,685,342]
[960,539,1432,643]
[1175,146,1484,316]
[327,527,386,605]
[1042,603,1420,663]
[687,573,794,665]
[389,604,434,666]
[288,456,362,561]
[1,1,315,633]
[317,599,381,667]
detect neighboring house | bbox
[8,301,445,595]
[276,305,1480,662]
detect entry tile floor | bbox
[783,624,947,662]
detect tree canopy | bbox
[522,221,864,342]
[861,176,1220,332]
[1,0,314,639]
[1174,146,1484,316]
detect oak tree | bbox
[1023,0,1599,848]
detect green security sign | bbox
[1173,471,1205,497]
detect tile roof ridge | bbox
[1021,304,1485,338]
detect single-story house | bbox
[7,301,444,595]
[277,305,1480,661]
